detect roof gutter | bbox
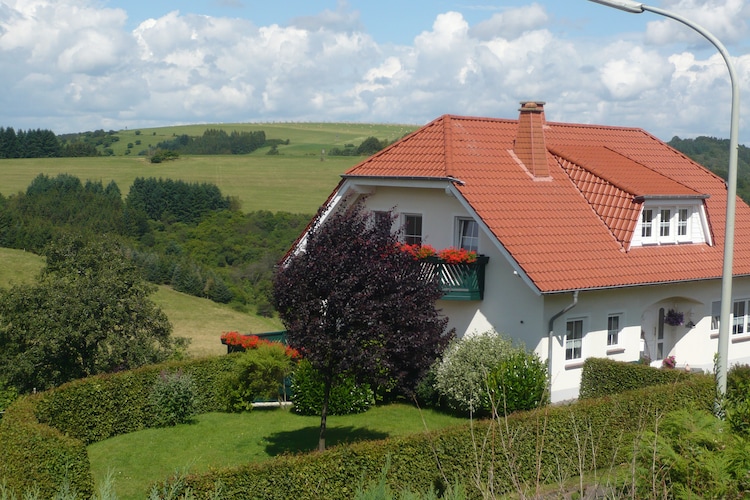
[340,174,466,186]
[547,290,579,383]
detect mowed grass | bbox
[2,122,419,214]
[0,248,280,358]
[87,404,466,500]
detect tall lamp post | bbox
[588,0,740,395]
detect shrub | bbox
[149,369,197,427]
[433,330,513,414]
[220,342,296,411]
[483,349,548,416]
[634,409,750,498]
[579,357,694,399]
[291,360,374,416]
[726,363,750,436]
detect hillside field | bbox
[0,248,281,358]
[0,122,418,214]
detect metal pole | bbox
[588,0,740,396]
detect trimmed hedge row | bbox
[0,395,93,497]
[0,355,237,497]
[168,375,715,499]
[579,357,695,399]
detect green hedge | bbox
[167,375,715,499]
[579,357,695,399]
[0,355,237,495]
[0,395,93,498]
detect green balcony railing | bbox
[420,255,489,300]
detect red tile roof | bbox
[342,109,750,293]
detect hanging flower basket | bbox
[664,309,684,327]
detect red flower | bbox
[437,247,477,264]
[221,331,301,360]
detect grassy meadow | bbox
[1,122,418,214]
[0,248,281,358]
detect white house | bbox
[308,101,750,402]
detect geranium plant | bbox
[220,331,300,359]
[397,243,478,264]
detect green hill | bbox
[0,248,281,358]
[0,123,418,214]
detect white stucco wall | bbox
[345,180,750,403]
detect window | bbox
[457,218,479,252]
[641,209,654,238]
[659,209,671,237]
[607,314,621,346]
[403,214,423,245]
[678,208,689,236]
[735,301,747,335]
[565,319,584,360]
[636,204,700,245]
[711,299,750,335]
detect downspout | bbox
[547,291,579,382]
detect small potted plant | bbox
[662,355,676,369]
[664,309,684,326]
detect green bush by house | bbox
[579,357,695,399]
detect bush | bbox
[220,342,295,411]
[483,349,548,416]
[433,330,513,414]
[634,409,750,498]
[726,363,750,436]
[149,369,197,427]
[579,357,694,399]
[291,360,375,416]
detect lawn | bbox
[1,122,419,214]
[87,403,465,500]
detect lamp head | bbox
[587,0,645,13]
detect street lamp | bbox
[588,0,740,395]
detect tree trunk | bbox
[318,378,332,451]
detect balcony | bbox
[421,255,489,301]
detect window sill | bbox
[732,334,750,344]
[565,361,585,370]
[606,347,625,355]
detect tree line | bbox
[0,174,309,312]
[668,135,750,203]
[155,129,285,155]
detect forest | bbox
[0,173,310,315]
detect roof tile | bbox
[344,114,750,293]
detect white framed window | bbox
[641,209,654,239]
[607,314,622,346]
[711,299,750,335]
[403,214,423,245]
[636,204,697,245]
[456,218,479,252]
[678,208,689,236]
[565,319,584,360]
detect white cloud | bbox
[0,0,748,146]
[645,0,748,46]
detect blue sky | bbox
[1,0,749,143]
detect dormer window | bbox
[634,201,708,247]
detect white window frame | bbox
[402,213,423,245]
[565,318,585,361]
[455,217,479,253]
[711,299,750,337]
[607,313,622,346]
[636,203,697,246]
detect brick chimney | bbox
[514,101,549,178]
